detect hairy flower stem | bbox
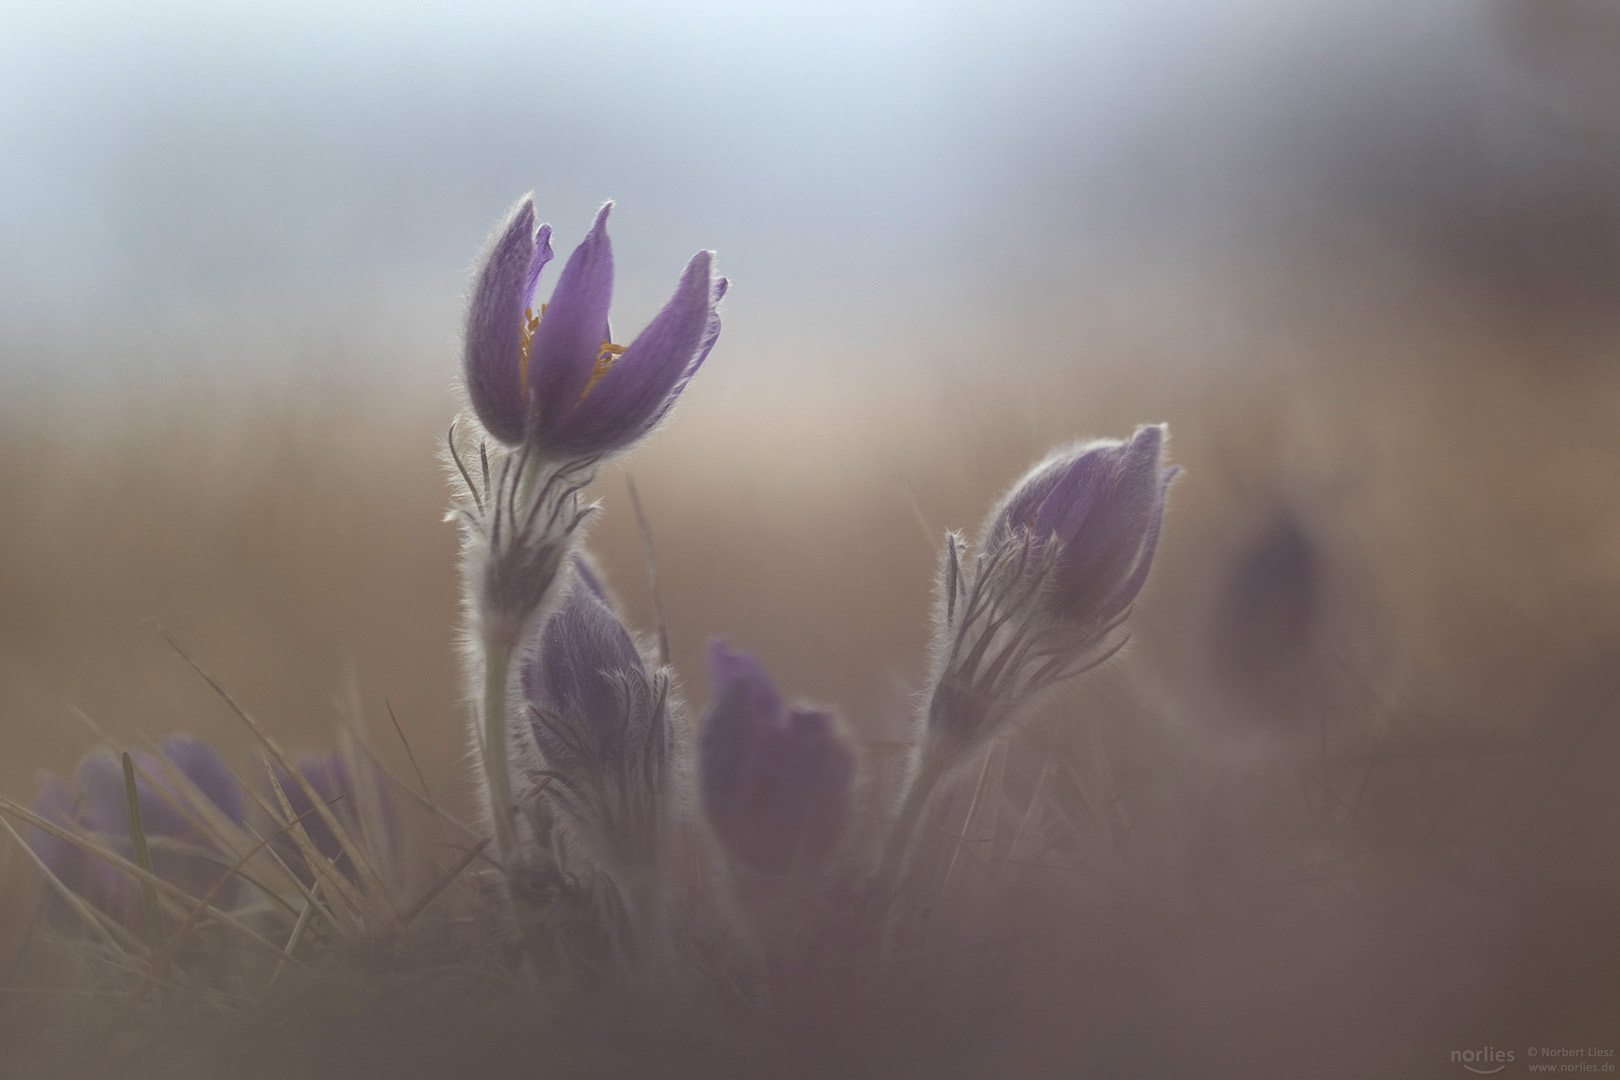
[482,636,518,867]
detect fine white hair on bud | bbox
[876,425,1179,902]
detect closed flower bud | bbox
[879,429,1180,897]
[927,425,1178,763]
[700,642,855,877]
[985,424,1176,630]
[519,577,670,881]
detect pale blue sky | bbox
[0,0,1607,387]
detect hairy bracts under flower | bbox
[700,643,855,877]
[928,424,1179,761]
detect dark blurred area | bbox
[2,0,1619,1073]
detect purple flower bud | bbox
[464,195,555,446]
[26,736,248,924]
[921,426,1180,766]
[990,424,1178,628]
[520,577,669,877]
[522,575,648,765]
[699,643,855,876]
[463,198,726,459]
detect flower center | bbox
[518,304,546,392]
[579,339,627,401]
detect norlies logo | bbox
[1454,1047,1517,1075]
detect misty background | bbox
[4,0,1616,396]
[2,0,1620,1065]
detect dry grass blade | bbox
[402,838,488,925]
[161,628,403,929]
[121,751,163,943]
[263,765,367,931]
[265,901,313,994]
[386,700,455,850]
[0,797,294,966]
[135,803,328,997]
[0,815,134,959]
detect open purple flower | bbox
[26,736,248,925]
[700,643,855,877]
[463,197,726,459]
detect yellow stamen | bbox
[579,339,627,401]
[518,307,541,391]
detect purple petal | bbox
[27,770,131,924]
[1096,464,1179,622]
[161,734,247,827]
[526,223,555,302]
[648,273,727,432]
[1047,426,1166,617]
[699,643,854,875]
[983,447,1075,550]
[548,250,715,457]
[464,196,541,445]
[25,772,88,894]
[705,640,783,729]
[529,202,616,439]
[74,746,226,905]
[1030,446,1112,544]
[75,749,139,838]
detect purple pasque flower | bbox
[266,750,398,885]
[983,424,1176,629]
[454,197,721,869]
[519,572,670,880]
[699,643,855,877]
[927,425,1178,762]
[875,429,1180,896]
[463,197,726,460]
[26,736,249,925]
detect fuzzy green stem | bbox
[482,638,517,868]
